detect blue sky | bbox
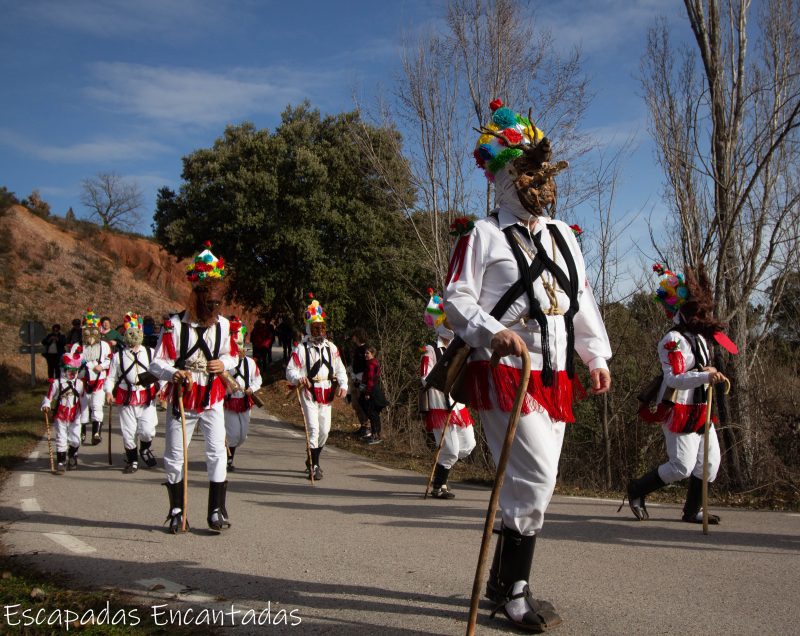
[1,0,689,283]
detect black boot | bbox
[431,463,455,499]
[81,423,86,442]
[485,525,561,632]
[66,445,79,470]
[309,448,323,480]
[56,451,67,474]
[207,481,231,532]
[123,448,138,473]
[227,446,236,472]
[91,420,102,445]
[622,468,665,520]
[682,475,720,524]
[164,481,187,534]
[139,440,157,468]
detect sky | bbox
[0,0,690,289]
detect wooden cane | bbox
[43,410,55,474]
[295,386,314,485]
[466,349,531,636]
[424,407,456,499]
[107,402,113,465]
[221,370,265,408]
[177,381,190,532]
[703,377,731,535]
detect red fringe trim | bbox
[224,395,253,413]
[55,404,80,422]
[159,331,177,360]
[638,402,716,433]
[668,350,684,374]
[313,387,334,404]
[424,407,473,432]
[445,235,471,284]
[229,336,239,358]
[113,386,157,407]
[465,361,583,423]
[164,378,226,412]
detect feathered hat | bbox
[473,99,545,181]
[186,240,226,284]
[423,289,453,340]
[652,263,690,318]
[304,293,326,335]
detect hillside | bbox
[0,205,255,378]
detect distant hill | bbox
[0,205,256,378]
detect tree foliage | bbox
[154,103,424,339]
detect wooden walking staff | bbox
[43,410,55,474]
[177,380,191,532]
[702,377,731,535]
[106,403,113,465]
[424,406,456,499]
[295,386,315,485]
[466,349,531,636]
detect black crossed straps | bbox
[493,221,580,386]
[174,315,222,409]
[231,356,250,391]
[56,380,77,404]
[433,346,453,409]
[303,342,333,403]
[669,329,712,433]
[116,348,153,406]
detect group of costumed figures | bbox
[38,98,740,634]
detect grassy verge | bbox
[0,385,203,635]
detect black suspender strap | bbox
[304,342,334,403]
[175,319,223,408]
[435,346,453,409]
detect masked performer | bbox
[443,100,612,631]
[223,318,262,472]
[106,312,161,473]
[420,290,476,499]
[286,295,348,480]
[41,348,85,472]
[627,264,732,524]
[149,242,237,533]
[79,310,112,445]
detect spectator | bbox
[359,346,388,445]
[277,316,294,364]
[41,324,66,379]
[99,315,124,351]
[66,319,83,347]
[142,315,158,348]
[250,318,275,374]
[348,328,370,438]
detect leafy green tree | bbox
[154,102,423,337]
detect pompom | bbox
[489,98,503,112]
[203,240,212,248]
[492,107,517,129]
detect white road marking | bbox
[43,532,96,554]
[20,498,41,512]
[788,513,800,518]
[360,462,393,472]
[19,473,35,488]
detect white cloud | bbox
[0,129,170,163]
[21,0,234,38]
[84,62,344,127]
[585,116,648,147]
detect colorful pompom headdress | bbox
[229,316,246,347]
[423,289,453,340]
[82,309,100,329]
[60,350,83,371]
[473,99,546,180]
[304,293,326,326]
[186,241,226,284]
[122,312,142,333]
[122,311,144,347]
[652,263,690,318]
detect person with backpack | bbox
[286,294,348,480]
[223,318,262,472]
[443,99,612,631]
[626,264,733,524]
[419,290,475,498]
[105,312,161,473]
[148,242,238,534]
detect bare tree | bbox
[640,0,800,486]
[80,172,144,231]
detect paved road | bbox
[2,407,799,635]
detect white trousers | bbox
[81,390,105,424]
[118,403,157,450]
[163,402,226,483]
[300,395,331,449]
[224,410,251,448]
[658,423,721,483]
[480,407,565,536]
[433,425,476,470]
[52,418,81,452]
